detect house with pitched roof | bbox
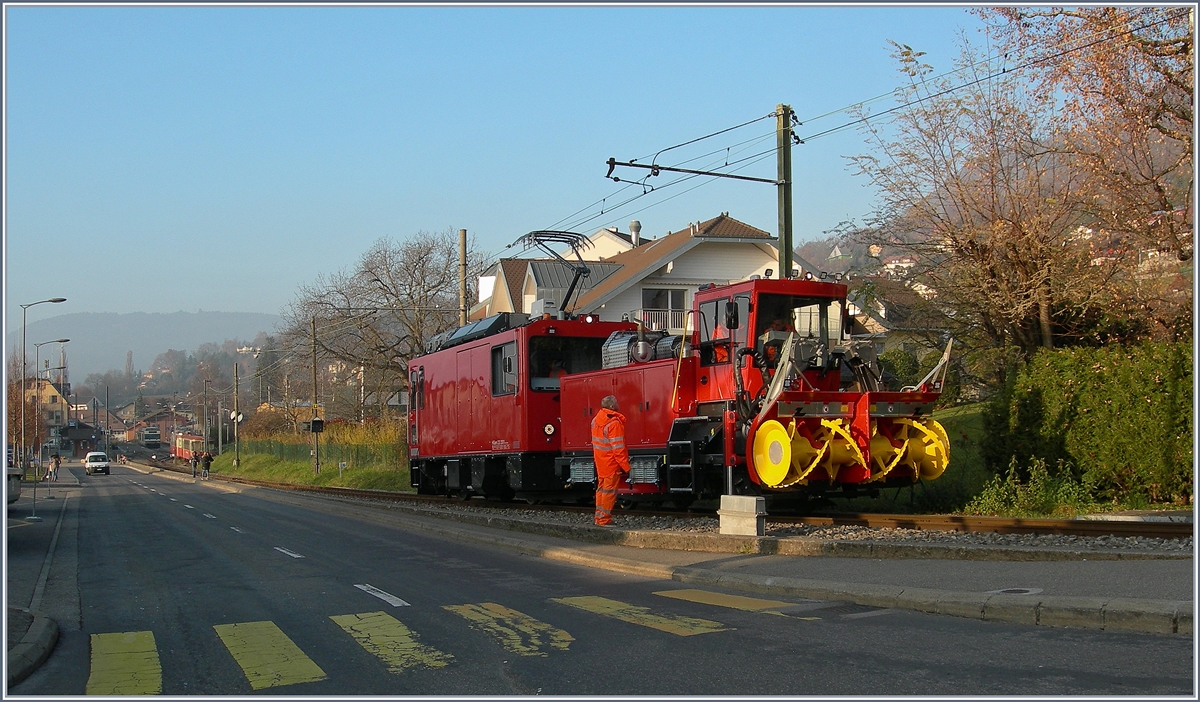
[570,214,780,332]
[471,214,781,333]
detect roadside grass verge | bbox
[209,452,413,492]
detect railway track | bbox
[144,460,1193,540]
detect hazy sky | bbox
[4,3,987,327]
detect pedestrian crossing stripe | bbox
[86,630,162,695]
[331,611,454,673]
[551,596,732,636]
[443,602,573,657]
[654,589,796,612]
[213,620,327,690]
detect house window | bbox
[491,342,518,396]
[641,288,686,332]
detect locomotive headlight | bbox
[544,423,556,436]
[584,314,595,323]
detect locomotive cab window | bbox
[527,336,607,390]
[491,342,518,396]
[698,298,739,366]
[754,294,850,362]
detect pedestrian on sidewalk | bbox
[590,395,630,527]
[48,454,60,482]
[201,452,212,480]
[190,453,198,478]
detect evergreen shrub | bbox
[983,341,1192,505]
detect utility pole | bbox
[604,104,796,277]
[105,386,110,456]
[203,380,211,454]
[217,396,224,455]
[233,362,240,467]
[459,228,468,326]
[776,103,794,278]
[311,316,320,475]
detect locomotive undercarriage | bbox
[412,453,595,503]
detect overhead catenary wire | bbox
[545,6,1189,235]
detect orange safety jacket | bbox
[591,407,630,478]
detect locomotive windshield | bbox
[754,293,847,348]
[527,336,607,391]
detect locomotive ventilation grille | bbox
[569,457,659,484]
[629,457,661,484]
[570,460,596,483]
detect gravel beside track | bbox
[354,498,1193,555]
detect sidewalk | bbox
[6,469,77,688]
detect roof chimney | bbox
[629,220,641,246]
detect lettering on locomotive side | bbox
[491,439,512,451]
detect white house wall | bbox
[667,242,777,281]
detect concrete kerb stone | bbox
[7,608,58,689]
[1101,598,1188,635]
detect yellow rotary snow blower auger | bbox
[748,337,953,495]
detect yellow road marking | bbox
[443,602,573,657]
[552,596,731,636]
[331,611,454,673]
[86,631,162,695]
[653,589,797,612]
[213,620,326,690]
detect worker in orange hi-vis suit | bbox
[591,395,630,527]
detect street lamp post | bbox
[26,338,68,523]
[19,298,65,475]
[32,338,69,469]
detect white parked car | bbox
[84,452,110,476]
[7,465,21,504]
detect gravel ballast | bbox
[354,498,1193,556]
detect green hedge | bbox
[983,341,1192,505]
[240,440,408,471]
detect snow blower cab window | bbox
[698,296,749,366]
[527,336,607,390]
[755,294,848,362]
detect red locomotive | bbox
[408,232,951,506]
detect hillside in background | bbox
[7,311,283,381]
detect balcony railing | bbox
[635,308,687,334]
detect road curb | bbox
[7,608,58,689]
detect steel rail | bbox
[145,460,1192,540]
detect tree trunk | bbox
[1037,282,1054,350]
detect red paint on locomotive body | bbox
[409,275,950,504]
[408,313,635,499]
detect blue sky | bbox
[4,3,987,326]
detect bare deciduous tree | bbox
[280,229,492,420]
[850,39,1120,364]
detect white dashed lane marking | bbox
[274,547,305,559]
[230,527,245,534]
[184,505,194,509]
[203,514,217,519]
[354,584,410,607]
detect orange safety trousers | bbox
[594,471,620,525]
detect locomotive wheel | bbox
[456,488,472,501]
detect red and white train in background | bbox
[407,236,951,508]
[170,432,206,462]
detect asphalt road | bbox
[9,466,1194,695]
